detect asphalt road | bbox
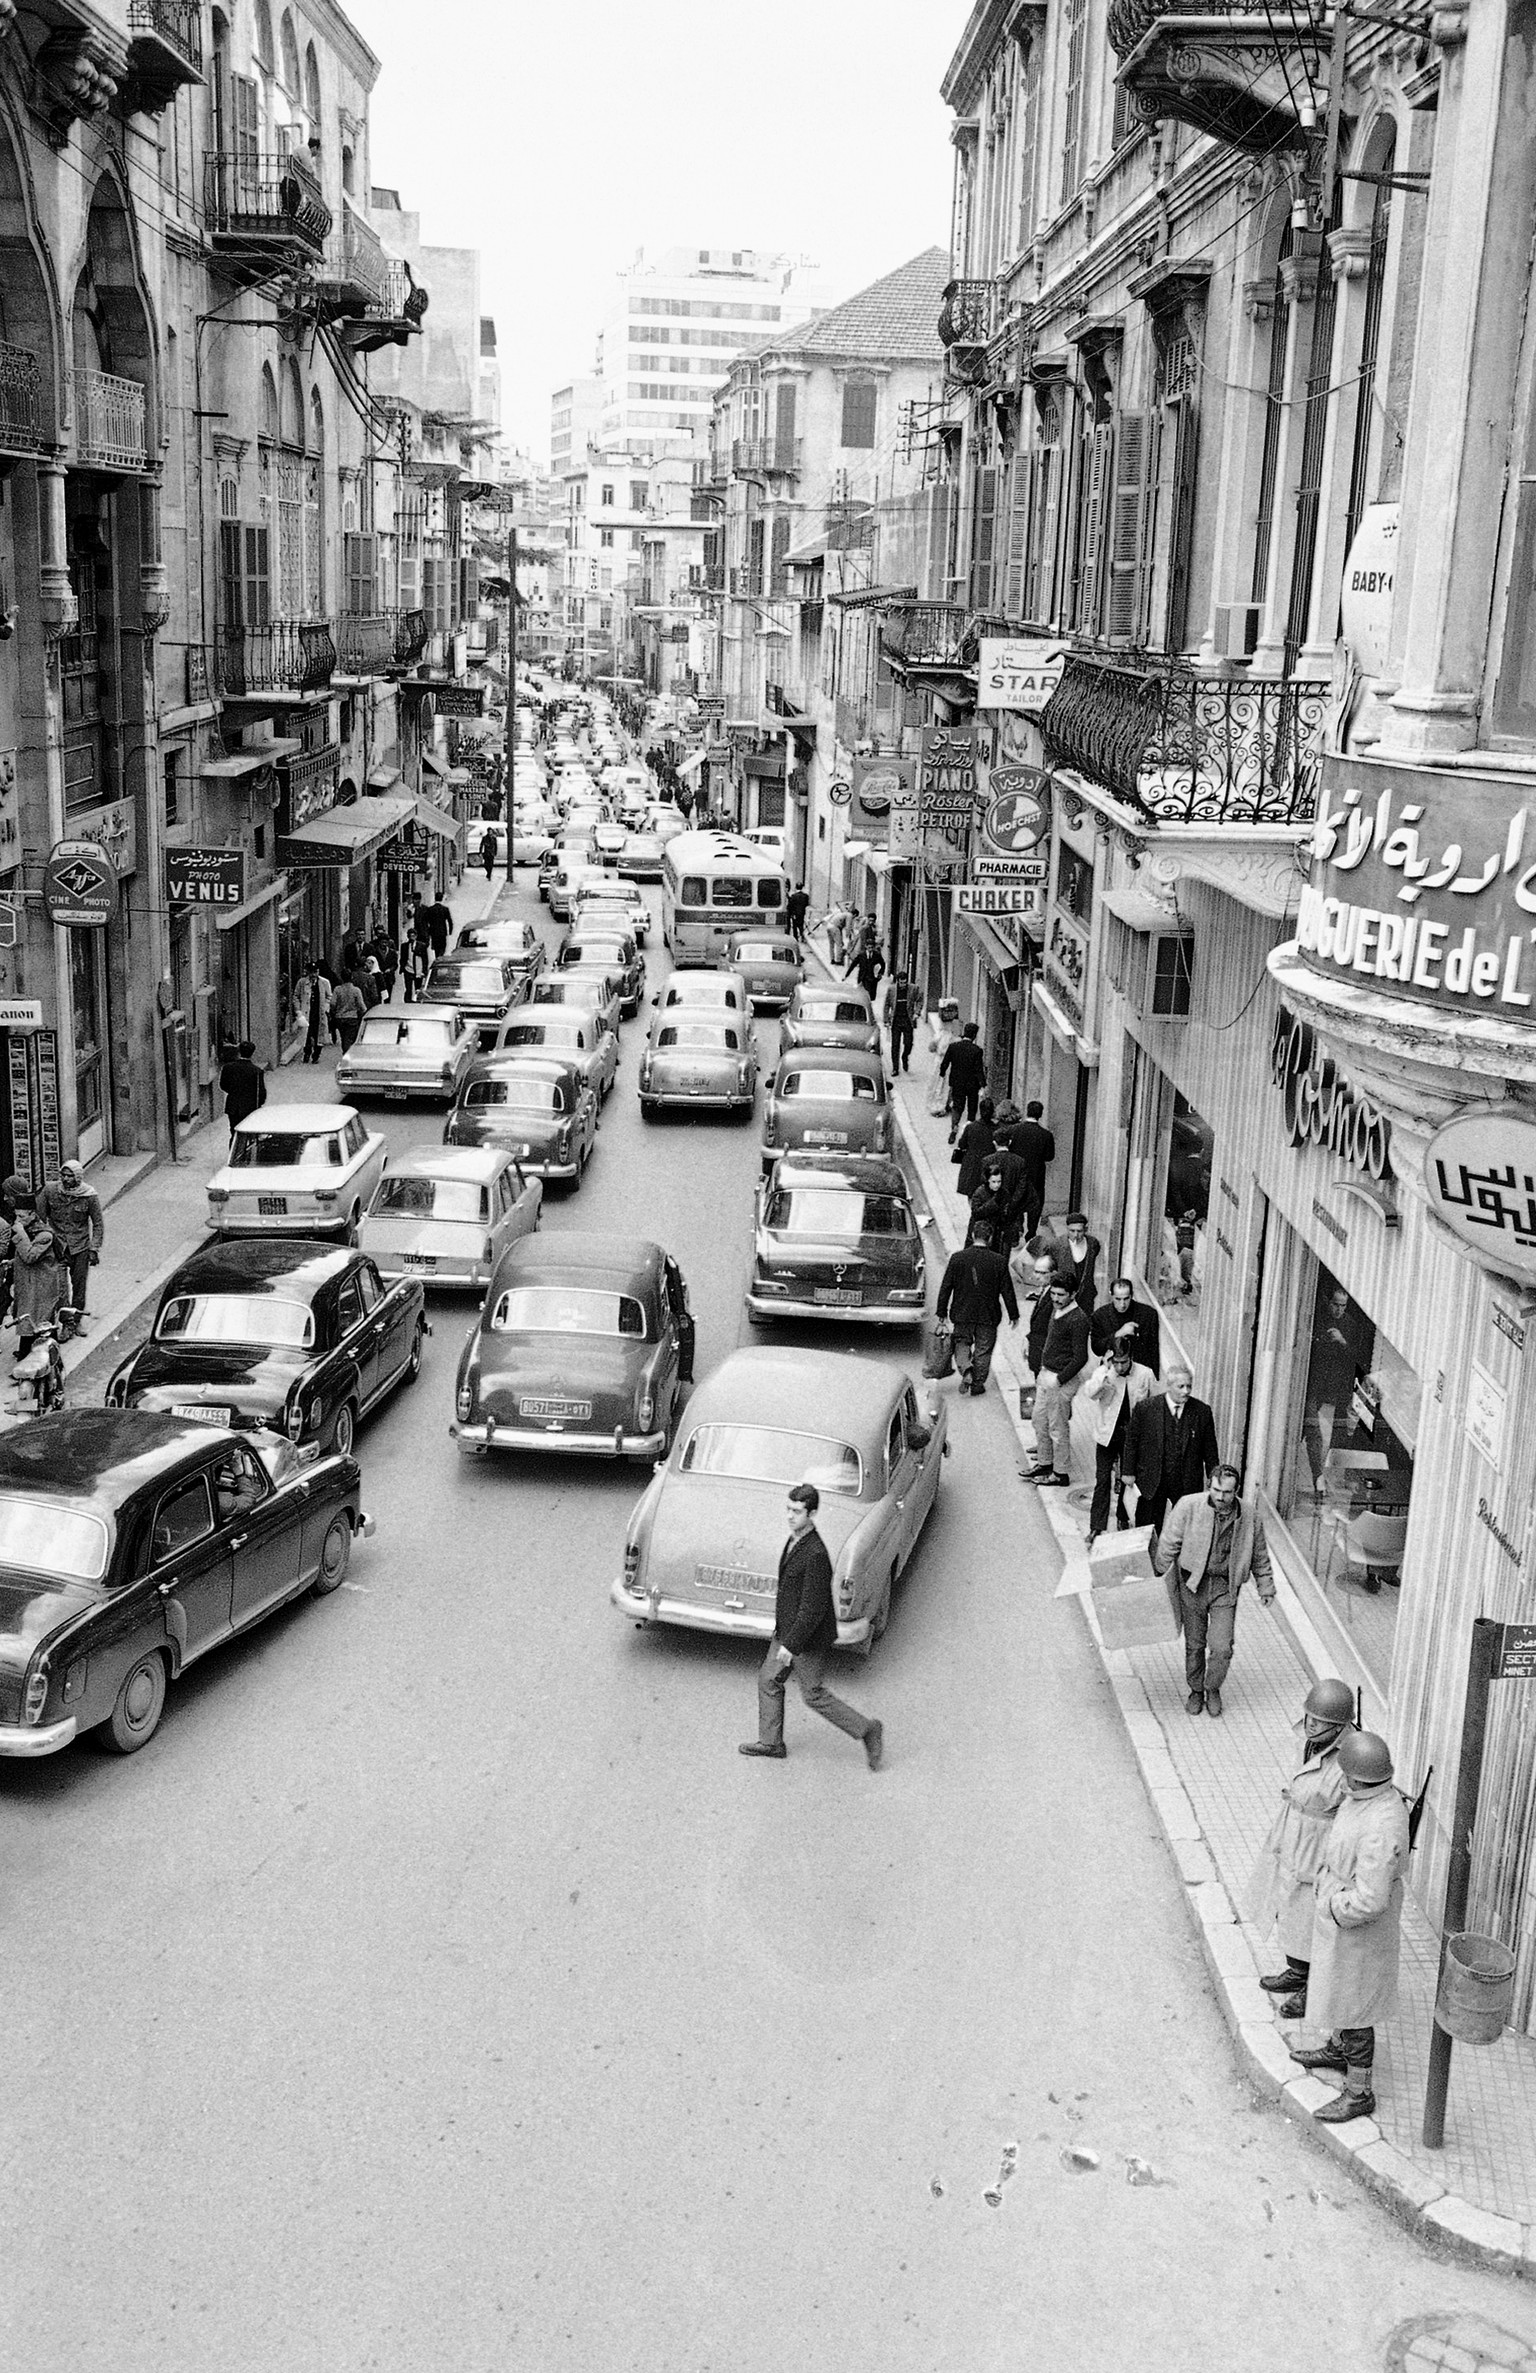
[4,870,1529,2372]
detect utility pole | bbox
[504,523,517,887]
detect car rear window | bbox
[491,1287,645,1336]
[766,1190,911,1239]
[357,1015,454,1046]
[665,983,738,1009]
[465,1078,562,1112]
[679,1424,861,1496]
[778,1072,879,1102]
[157,1293,317,1347]
[430,962,505,999]
[504,1022,584,1051]
[231,1132,341,1168]
[657,1024,740,1050]
[372,1176,487,1224]
[0,1492,110,1583]
[738,943,797,965]
[801,1000,870,1025]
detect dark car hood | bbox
[122,1342,305,1413]
[0,1573,100,1670]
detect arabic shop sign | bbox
[433,684,486,718]
[918,726,979,843]
[1297,757,1536,1017]
[43,840,118,928]
[166,849,246,910]
[978,766,1051,885]
[1271,1003,1394,1182]
[1424,1106,1536,1285]
[976,637,1067,715]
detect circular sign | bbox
[854,767,902,817]
[44,839,118,929]
[1424,1106,1536,1286]
[828,780,852,808]
[983,767,1052,857]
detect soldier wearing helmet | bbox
[1289,1728,1411,2124]
[1246,1677,1355,2016]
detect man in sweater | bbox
[740,1482,882,1768]
[935,1218,1020,1395]
[1089,1277,1162,1378]
[940,1022,987,1142]
[1029,1278,1092,1486]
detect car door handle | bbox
[229,1533,249,1550]
[894,1499,905,1512]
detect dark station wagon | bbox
[452,1233,695,1461]
[0,1411,372,1758]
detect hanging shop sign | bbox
[1270,1003,1394,1182]
[1339,506,1398,678]
[851,756,915,850]
[1423,1105,1536,1285]
[7,1026,60,1189]
[0,999,42,1029]
[67,796,137,880]
[918,726,979,842]
[1297,757,1536,1016]
[377,825,431,876]
[977,637,1068,715]
[43,840,118,928]
[166,848,247,910]
[978,765,1052,884]
[956,883,1041,918]
[433,684,486,718]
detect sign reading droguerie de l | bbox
[1296,756,1536,1016]
[918,726,979,840]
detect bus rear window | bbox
[756,879,784,908]
[711,877,752,908]
[679,876,707,908]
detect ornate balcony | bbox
[126,0,203,113]
[731,438,803,478]
[318,200,391,316]
[336,612,398,675]
[1107,4,1328,153]
[216,618,337,700]
[938,279,997,385]
[1041,655,1327,824]
[0,342,46,456]
[393,607,430,666]
[204,150,332,275]
[729,565,763,599]
[879,601,970,676]
[72,370,148,472]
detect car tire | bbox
[100,1649,168,1754]
[872,1568,895,1642]
[405,1319,426,1384]
[312,1513,352,1597]
[640,1098,656,1121]
[327,1399,358,1461]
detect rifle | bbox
[1407,1764,1433,1851]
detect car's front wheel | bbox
[100,1649,168,1754]
[312,1513,352,1597]
[327,1399,358,1460]
[405,1319,426,1384]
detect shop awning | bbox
[678,751,708,780]
[743,750,785,780]
[414,794,461,841]
[367,765,403,791]
[200,745,298,781]
[214,877,289,935]
[278,792,415,869]
[421,749,447,777]
[841,839,872,862]
[1099,881,1184,933]
[956,907,1022,982]
[1032,974,1100,1068]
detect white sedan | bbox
[335,1008,478,1105]
[359,1147,541,1290]
[206,1106,386,1243]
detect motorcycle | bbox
[6,1308,80,1419]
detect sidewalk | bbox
[804,921,1536,2280]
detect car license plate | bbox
[172,1403,231,1426]
[384,1088,407,1101]
[694,1563,776,1598]
[686,1078,708,1095]
[519,1396,592,1421]
[804,1130,849,1146]
[403,1251,436,1268]
[257,1196,288,1215]
[813,1286,862,1306]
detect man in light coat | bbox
[1153,1462,1275,1717]
[1289,1728,1411,2124]
[1082,1338,1156,1542]
[1246,1676,1355,2019]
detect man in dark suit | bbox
[1090,1277,1162,1377]
[740,1482,883,1768]
[1124,1364,1219,1540]
[998,1099,1054,1241]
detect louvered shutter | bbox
[770,513,790,596]
[1036,446,1063,623]
[969,463,999,612]
[1003,456,1033,620]
[774,380,797,462]
[243,525,270,626]
[1106,414,1149,645]
[1164,402,1200,653]
[1076,422,1113,637]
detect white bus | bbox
[661,830,790,967]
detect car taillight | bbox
[207,1187,229,1205]
[313,1189,337,1206]
[637,1387,654,1428]
[624,1542,640,1587]
[23,1662,49,1725]
[483,1237,496,1263]
[737,1064,750,1091]
[556,1125,572,1160]
[287,1399,307,1442]
[836,1572,853,1618]
[456,1376,475,1421]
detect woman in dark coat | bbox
[955,1096,998,1200]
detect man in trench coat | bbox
[1289,1729,1411,2124]
[1245,1675,1355,2017]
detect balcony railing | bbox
[73,370,148,471]
[128,0,202,71]
[938,279,996,350]
[729,565,763,599]
[703,564,725,593]
[320,201,392,311]
[731,438,803,476]
[1040,656,1328,824]
[204,151,332,256]
[215,619,337,699]
[393,607,430,666]
[0,341,45,455]
[336,613,398,673]
[879,602,969,672]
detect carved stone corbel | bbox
[31,26,126,148]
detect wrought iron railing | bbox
[393,607,430,665]
[731,438,803,476]
[336,613,397,672]
[204,151,333,249]
[1040,655,1327,823]
[128,0,203,69]
[320,203,392,308]
[216,618,336,698]
[0,341,45,453]
[879,601,969,671]
[73,369,148,470]
[938,279,996,349]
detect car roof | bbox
[775,1045,883,1074]
[382,1147,512,1182]
[496,1232,665,1291]
[0,1410,246,1510]
[160,1238,355,1294]
[794,984,873,1010]
[234,1105,354,1133]
[770,1154,909,1196]
[682,1347,904,1440]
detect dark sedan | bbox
[746,1160,927,1326]
[556,927,644,1019]
[454,920,547,984]
[421,953,531,1048]
[0,1411,372,1758]
[443,1053,599,1182]
[779,983,881,1054]
[107,1239,428,1461]
[452,1233,694,1461]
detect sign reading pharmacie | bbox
[917,726,979,843]
[1296,755,1536,1014]
[978,764,1051,885]
[166,848,247,910]
[1424,1104,1536,1285]
[1271,1003,1394,1182]
[976,637,1067,716]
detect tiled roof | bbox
[782,248,950,365]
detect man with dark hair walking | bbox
[741,1482,883,1768]
[997,1098,1054,1242]
[940,1021,986,1142]
[936,1217,1020,1394]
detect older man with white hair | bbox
[1123,1361,1219,1541]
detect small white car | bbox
[207,1106,386,1242]
[359,1147,541,1290]
[335,1008,478,1106]
[576,880,649,944]
[592,819,629,868]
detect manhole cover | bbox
[1386,2312,1536,2372]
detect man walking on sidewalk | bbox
[935,1218,1019,1395]
[1124,1364,1218,1539]
[1082,1337,1156,1541]
[997,1099,1054,1241]
[1029,1278,1091,1486]
[785,884,810,944]
[1289,1729,1410,2124]
[1153,1463,1276,1716]
[1090,1277,1161,1377]
[886,973,917,1075]
[941,1022,986,1142]
[740,1483,883,1769]
[219,1039,267,1142]
[35,1159,104,1331]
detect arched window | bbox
[255,0,274,75]
[341,145,354,196]
[280,356,304,448]
[280,9,300,94]
[304,41,321,133]
[306,388,324,613]
[1343,122,1397,559]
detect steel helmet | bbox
[1303,1677,1356,1727]
[1338,1729,1394,1786]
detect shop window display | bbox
[1153,1089,1212,1361]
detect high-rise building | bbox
[478,317,500,433]
[551,377,604,478]
[594,246,831,453]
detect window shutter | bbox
[1036,445,1063,623]
[1165,402,1200,653]
[1106,413,1149,645]
[969,463,999,612]
[233,73,258,165]
[774,380,797,453]
[243,524,270,626]
[219,520,242,625]
[1076,422,1113,637]
[1004,456,1033,619]
[770,513,790,596]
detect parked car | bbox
[443,1053,599,1183]
[335,1008,478,1106]
[486,1008,619,1105]
[610,1348,945,1654]
[576,878,649,943]
[454,920,546,981]
[746,1159,926,1326]
[618,830,666,880]
[727,933,804,1014]
[359,1148,541,1290]
[421,952,531,1048]
[779,982,881,1055]
[639,1014,758,1120]
[107,1239,427,1459]
[557,927,643,1018]
[0,1410,372,1758]
[206,1106,386,1242]
[592,818,628,868]
[760,1046,892,1171]
[452,1233,694,1462]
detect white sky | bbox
[344,0,960,463]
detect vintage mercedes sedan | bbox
[452,1234,695,1461]
[206,1107,386,1242]
[454,920,546,982]
[0,1411,372,1758]
[746,1157,926,1326]
[107,1238,426,1459]
[487,1008,619,1104]
[421,953,531,1048]
[618,830,666,880]
[727,934,804,1014]
[760,1047,892,1171]
[335,1008,478,1106]
[358,1148,541,1290]
[611,1348,945,1653]
[647,969,751,1041]
[638,1015,757,1119]
[575,879,649,943]
[548,964,623,1041]
[779,983,881,1054]
[443,1053,599,1183]
[556,926,644,1018]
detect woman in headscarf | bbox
[11,1204,67,1354]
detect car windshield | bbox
[679,1424,862,1496]
[801,1001,870,1025]
[231,1132,340,1168]
[657,1024,739,1051]
[0,1492,110,1584]
[738,943,797,965]
[372,1176,487,1224]
[778,1072,879,1102]
[766,1190,911,1239]
[504,1023,584,1051]
[491,1287,645,1336]
[357,1016,454,1047]
[465,1078,562,1112]
[430,963,504,999]
[156,1293,316,1347]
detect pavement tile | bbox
[1167,1835,1217,1887]
[1421,2195,1527,2260]
[1285,2074,1339,2116]
[1109,1676,1150,1713]
[1190,1879,1237,1931]
[1222,1974,1278,2030]
[1355,2139,1449,2212]
[1206,1922,1260,1981]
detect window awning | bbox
[200,743,299,781]
[421,749,448,777]
[214,876,289,934]
[678,751,708,780]
[278,792,416,869]
[956,907,1022,982]
[786,531,826,566]
[414,794,461,841]
[367,765,403,791]
[1099,881,1184,933]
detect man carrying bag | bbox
[935,1219,1019,1396]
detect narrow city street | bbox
[2,872,1524,2373]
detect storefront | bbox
[278,790,418,961]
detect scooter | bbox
[7,1307,80,1418]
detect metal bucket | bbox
[1434,1932,1515,2046]
[1018,1383,1036,1420]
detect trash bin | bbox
[1433,1932,1516,2046]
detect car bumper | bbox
[453,1420,664,1459]
[338,1078,457,1103]
[609,1576,871,1647]
[648,1087,752,1110]
[0,1714,79,1757]
[208,1212,352,1239]
[744,1291,924,1326]
[375,1260,492,1290]
[520,1155,580,1179]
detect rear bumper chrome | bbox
[0,1714,78,1757]
[744,1292,923,1326]
[610,1576,870,1646]
[454,1420,664,1459]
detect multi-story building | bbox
[594,247,830,455]
[550,377,603,481]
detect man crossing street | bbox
[740,1483,883,1769]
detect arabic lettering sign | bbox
[1271,1003,1394,1182]
[1494,1623,1536,1678]
[1424,1106,1536,1284]
[433,684,486,718]
[68,796,137,879]
[977,637,1068,715]
[1298,757,1536,1017]
[918,726,979,843]
[979,766,1051,883]
[167,849,246,910]
[43,840,118,928]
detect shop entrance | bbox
[70,928,108,1164]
